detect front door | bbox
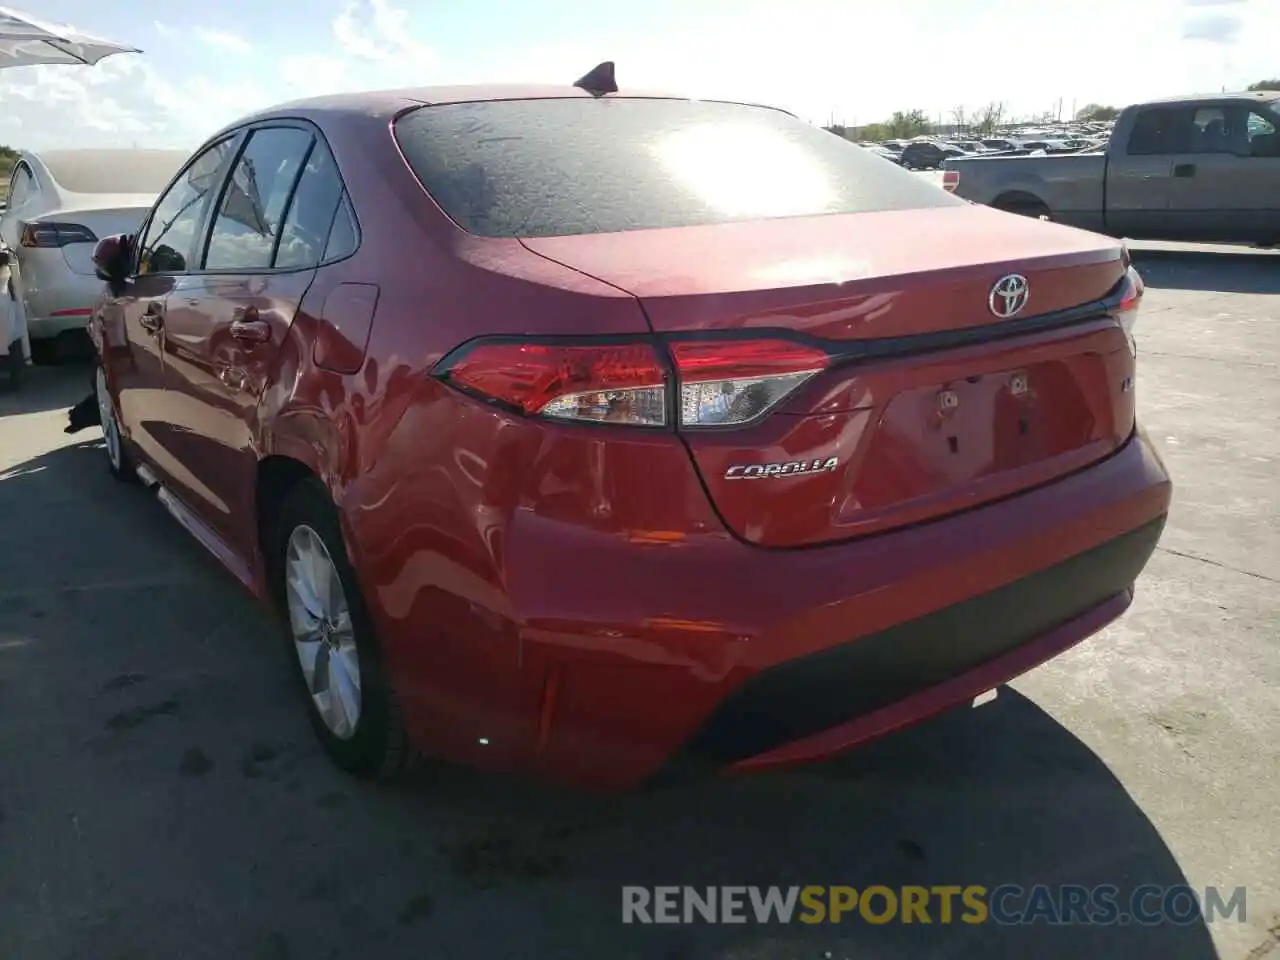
[107,138,237,475]
[154,125,320,559]
[1105,105,1192,240]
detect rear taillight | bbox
[20,222,98,248]
[669,339,829,427]
[435,336,830,429]
[941,169,960,192]
[440,341,668,426]
[1115,265,1143,355]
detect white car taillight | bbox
[668,339,830,427]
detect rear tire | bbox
[994,195,1052,221]
[1,339,21,392]
[29,337,58,366]
[272,479,408,780]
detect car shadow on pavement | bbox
[0,359,91,418]
[1130,247,1280,295]
[0,441,1222,960]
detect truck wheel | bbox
[994,196,1052,221]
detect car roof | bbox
[218,84,752,131]
[18,148,191,193]
[1139,90,1280,106]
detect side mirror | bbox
[92,234,131,284]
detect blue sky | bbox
[1,0,1272,150]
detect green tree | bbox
[1246,79,1280,91]
[857,122,890,142]
[822,123,851,140]
[885,109,932,139]
[0,144,16,184]
[1076,103,1120,122]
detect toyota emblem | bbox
[989,274,1030,319]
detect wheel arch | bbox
[992,190,1052,218]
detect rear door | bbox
[157,124,342,558]
[1105,106,1191,238]
[1236,105,1280,237]
[1164,103,1242,240]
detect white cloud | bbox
[194,28,253,55]
[332,0,433,65]
[277,54,354,99]
[0,0,1275,154]
[1181,13,1243,43]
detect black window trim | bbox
[131,117,362,280]
[9,160,37,203]
[196,118,361,277]
[131,131,243,277]
[197,122,315,274]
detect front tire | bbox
[273,480,408,780]
[95,364,135,482]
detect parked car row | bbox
[861,130,1112,170]
[66,70,1170,791]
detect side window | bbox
[1190,106,1232,154]
[1246,109,1279,158]
[204,127,313,271]
[8,164,36,207]
[275,139,345,269]
[1127,109,1194,156]
[323,194,358,261]
[137,139,233,275]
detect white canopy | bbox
[0,6,139,69]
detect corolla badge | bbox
[989,274,1030,319]
[724,457,839,480]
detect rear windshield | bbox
[43,151,188,194]
[394,98,962,238]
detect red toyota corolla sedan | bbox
[87,77,1171,791]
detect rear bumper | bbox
[17,262,99,340]
[517,427,1171,791]
[666,516,1162,781]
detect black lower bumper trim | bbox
[655,516,1166,781]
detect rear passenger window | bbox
[204,127,312,271]
[322,195,358,261]
[275,140,345,269]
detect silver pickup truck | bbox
[942,90,1280,245]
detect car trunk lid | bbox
[42,198,154,276]
[524,205,1136,547]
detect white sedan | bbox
[0,149,188,361]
